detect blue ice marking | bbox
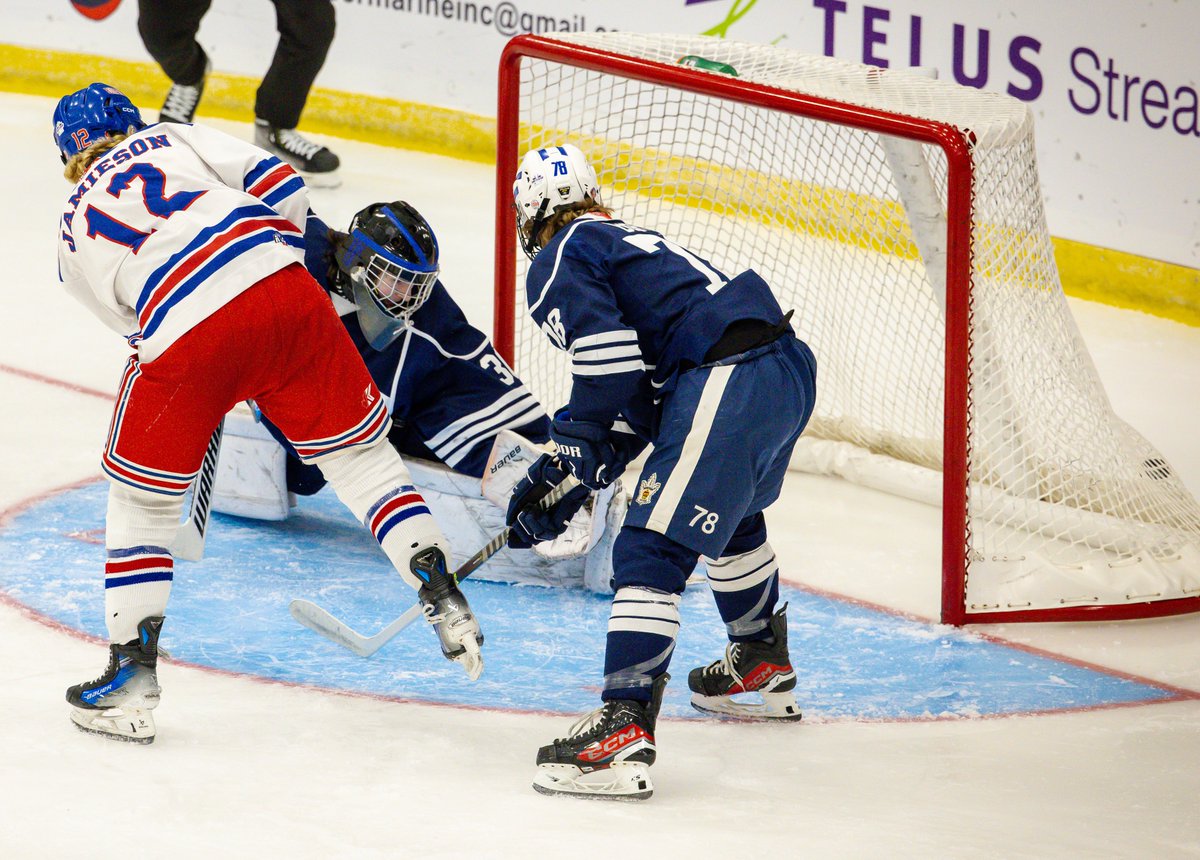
[0,480,1178,720]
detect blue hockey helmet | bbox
[53,83,146,164]
[336,201,440,348]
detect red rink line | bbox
[779,575,1200,702]
[0,362,112,400]
[2,366,1197,721]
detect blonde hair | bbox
[63,132,130,183]
[528,198,614,250]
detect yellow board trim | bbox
[0,43,495,163]
[6,42,1196,327]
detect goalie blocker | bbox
[210,415,623,592]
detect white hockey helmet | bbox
[512,144,601,259]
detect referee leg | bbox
[137,0,211,85]
[256,0,336,129]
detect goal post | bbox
[493,33,1200,625]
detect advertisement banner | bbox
[5,0,1197,267]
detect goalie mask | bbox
[336,201,439,349]
[512,144,601,260]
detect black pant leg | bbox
[255,0,336,128]
[137,0,212,85]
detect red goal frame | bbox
[492,34,1200,626]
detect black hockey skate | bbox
[66,616,164,744]
[254,120,341,187]
[159,56,210,124]
[532,673,669,801]
[411,547,484,680]
[688,604,803,721]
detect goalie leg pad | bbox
[484,429,609,562]
[210,407,291,521]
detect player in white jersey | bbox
[53,83,483,744]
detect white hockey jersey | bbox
[57,122,310,361]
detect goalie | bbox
[210,200,623,592]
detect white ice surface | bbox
[1,92,1198,858]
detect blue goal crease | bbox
[0,481,1181,721]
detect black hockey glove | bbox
[302,214,353,300]
[326,228,355,302]
[505,453,591,549]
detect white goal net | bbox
[494,32,1200,623]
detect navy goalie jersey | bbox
[264,216,550,488]
[525,213,788,435]
[340,281,550,477]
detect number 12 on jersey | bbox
[84,164,205,253]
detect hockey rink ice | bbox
[2,91,1199,856]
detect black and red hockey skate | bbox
[532,673,668,801]
[688,604,803,721]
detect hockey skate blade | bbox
[532,762,653,801]
[70,706,156,744]
[690,690,803,722]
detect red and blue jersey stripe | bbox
[288,397,391,461]
[244,156,305,208]
[105,545,174,589]
[365,485,432,545]
[101,359,198,495]
[134,203,304,341]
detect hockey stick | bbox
[170,420,224,562]
[289,476,580,657]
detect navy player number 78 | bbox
[504,144,818,800]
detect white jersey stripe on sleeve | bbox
[572,359,646,377]
[439,403,547,468]
[432,391,544,464]
[570,330,639,352]
[571,343,642,363]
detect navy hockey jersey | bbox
[269,215,550,485]
[525,213,788,435]
[342,281,550,477]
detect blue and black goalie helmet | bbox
[336,201,440,349]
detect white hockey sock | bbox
[315,437,448,591]
[104,482,183,643]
